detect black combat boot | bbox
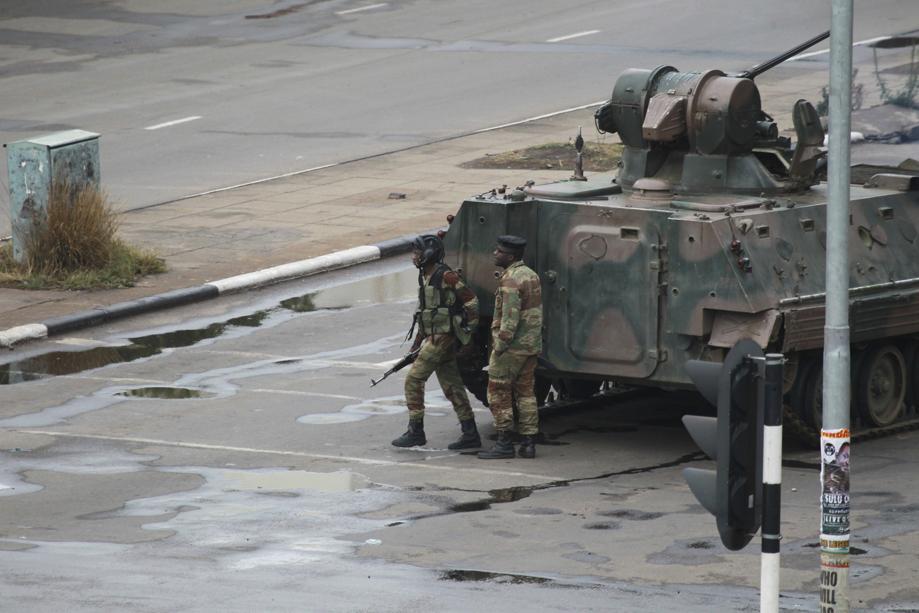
[391,420,426,447]
[518,435,536,459]
[447,419,481,450]
[477,431,515,459]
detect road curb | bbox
[0,232,422,349]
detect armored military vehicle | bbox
[442,34,919,435]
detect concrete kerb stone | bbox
[0,232,424,349]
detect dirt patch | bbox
[462,142,623,172]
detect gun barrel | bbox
[737,30,830,80]
[369,349,420,387]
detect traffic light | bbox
[682,338,764,550]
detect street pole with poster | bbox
[821,0,853,611]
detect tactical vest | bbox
[415,264,471,344]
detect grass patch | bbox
[461,141,623,171]
[0,180,165,290]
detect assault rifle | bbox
[370,348,420,387]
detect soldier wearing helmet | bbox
[479,234,543,460]
[391,234,481,449]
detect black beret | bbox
[496,234,527,251]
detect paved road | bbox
[1,0,916,230]
[1,259,918,611]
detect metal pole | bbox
[761,354,784,613]
[822,1,853,611]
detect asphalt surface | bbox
[1,259,918,611]
[1,0,916,217]
[3,3,919,610]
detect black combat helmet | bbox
[412,234,444,266]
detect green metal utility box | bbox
[5,129,100,263]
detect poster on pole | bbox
[820,427,850,549]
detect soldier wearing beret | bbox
[479,234,543,459]
[392,234,482,450]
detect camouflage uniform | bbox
[487,260,543,435]
[404,265,479,423]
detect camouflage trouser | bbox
[487,352,538,435]
[404,335,474,423]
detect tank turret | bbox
[592,34,829,195]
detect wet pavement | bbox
[2,10,919,610]
[0,266,417,385]
[2,261,919,611]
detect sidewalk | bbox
[2,44,917,332]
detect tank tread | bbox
[783,402,919,447]
[523,383,919,448]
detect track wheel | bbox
[800,361,823,429]
[855,343,906,427]
[788,355,821,428]
[903,340,919,411]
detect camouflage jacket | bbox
[492,260,542,355]
[415,264,479,345]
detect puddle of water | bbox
[0,335,406,428]
[490,486,534,504]
[115,387,215,399]
[596,509,663,521]
[449,499,492,513]
[0,267,415,386]
[583,521,620,530]
[224,469,370,492]
[446,486,534,514]
[0,344,160,384]
[439,570,553,585]
[415,454,705,522]
[0,318,264,385]
[280,267,416,312]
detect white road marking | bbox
[53,337,113,347]
[133,96,605,210]
[335,3,387,15]
[62,375,170,384]
[164,353,381,370]
[17,430,566,481]
[475,100,606,134]
[789,35,892,61]
[249,388,363,400]
[546,30,600,43]
[144,116,202,131]
[196,349,293,359]
[315,359,381,369]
